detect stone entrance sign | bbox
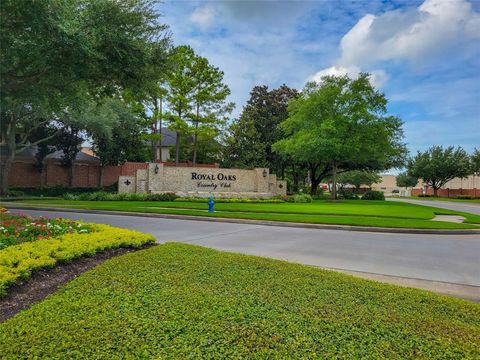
[118,163,286,198]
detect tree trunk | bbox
[158,97,163,162]
[175,132,181,165]
[331,162,338,200]
[0,119,16,195]
[309,164,320,195]
[292,164,298,192]
[193,102,199,165]
[0,151,14,195]
[433,186,438,197]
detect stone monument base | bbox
[118,163,286,198]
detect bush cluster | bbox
[338,190,359,200]
[175,197,284,203]
[7,186,117,198]
[0,223,155,297]
[455,195,479,200]
[63,192,178,201]
[293,194,313,203]
[361,190,385,200]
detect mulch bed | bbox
[0,245,155,322]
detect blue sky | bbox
[160,0,480,155]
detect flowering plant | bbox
[0,209,93,249]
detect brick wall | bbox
[9,160,227,189]
[8,161,41,187]
[411,188,480,197]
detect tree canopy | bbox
[0,0,170,193]
[224,85,298,174]
[273,74,406,197]
[407,146,471,196]
[396,172,418,188]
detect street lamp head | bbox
[154,164,159,174]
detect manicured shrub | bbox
[455,195,478,200]
[293,194,312,203]
[417,194,433,197]
[4,190,25,197]
[362,190,385,200]
[0,223,155,297]
[338,190,359,200]
[174,197,284,203]
[10,186,115,197]
[146,192,178,201]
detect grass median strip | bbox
[7,199,480,229]
[1,243,479,358]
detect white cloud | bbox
[190,6,216,30]
[311,0,480,86]
[310,65,388,88]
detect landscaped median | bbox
[1,243,479,358]
[7,198,480,230]
[0,209,155,297]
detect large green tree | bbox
[189,56,233,164]
[0,0,170,193]
[164,45,232,164]
[471,148,480,176]
[224,85,299,175]
[54,97,119,187]
[163,46,197,164]
[396,172,418,189]
[273,74,406,198]
[407,146,471,196]
[92,99,150,165]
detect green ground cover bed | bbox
[1,243,479,358]
[9,199,480,229]
[0,211,155,297]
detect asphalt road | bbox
[387,197,480,215]
[13,209,480,294]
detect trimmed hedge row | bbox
[63,192,178,201]
[63,192,286,203]
[177,197,285,203]
[0,224,155,297]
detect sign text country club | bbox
[191,171,236,190]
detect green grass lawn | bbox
[1,243,478,358]
[7,199,480,229]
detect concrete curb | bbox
[6,205,480,235]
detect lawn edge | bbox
[6,205,480,235]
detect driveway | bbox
[388,197,480,215]
[11,208,480,300]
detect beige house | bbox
[371,175,406,195]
